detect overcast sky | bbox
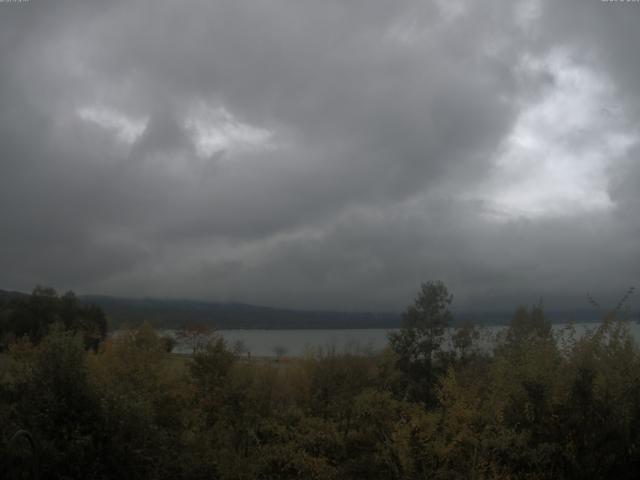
[1,0,639,312]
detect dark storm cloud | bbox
[1,0,638,311]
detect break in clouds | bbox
[1,0,639,311]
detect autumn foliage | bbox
[1,284,640,479]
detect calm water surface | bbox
[160,322,640,357]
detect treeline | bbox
[0,286,107,351]
[1,282,640,479]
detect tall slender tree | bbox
[389,280,453,403]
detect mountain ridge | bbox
[1,289,608,330]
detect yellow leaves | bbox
[3,336,38,385]
[6,316,640,478]
[435,368,484,468]
[87,323,191,439]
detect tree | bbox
[451,320,480,362]
[388,280,453,403]
[175,323,214,355]
[5,326,104,478]
[190,336,236,404]
[0,286,107,350]
[502,302,551,350]
[272,345,288,362]
[232,339,249,356]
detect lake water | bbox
[162,322,640,357]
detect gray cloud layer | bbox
[1,0,638,311]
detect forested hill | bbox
[0,289,28,303]
[2,289,604,330]
[78,294,402,329]
[78,295,604,329]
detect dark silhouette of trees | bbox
[0,286,107,350]
[388,280,453,404]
